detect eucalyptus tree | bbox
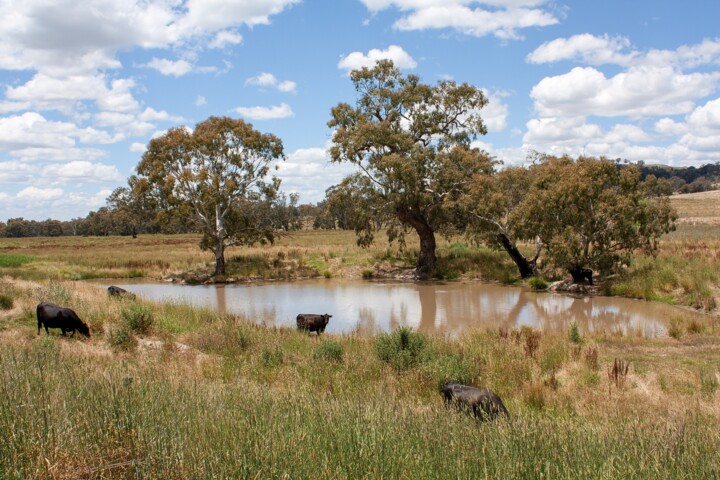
[137,116,284,276]
[518,155,677,282]
[328,60,493,278]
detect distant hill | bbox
[640,163,720,194]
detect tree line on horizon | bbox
[3,61,711,281]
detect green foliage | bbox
[422,353,475,389]
[568,321,583,344]
[361,269,375,279]
[0,294,12,310]
[0,254,34,267]
[121,303,154,335]
[107,326,137,351]
[328,60,494,277]
[36,280,72,306]
[375,326,429,371]
[136,116,285,276]
[516,156,677,276]
[528,277,548,291]
[313,340,344,362]
[260,345,284,368]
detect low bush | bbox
[121,303,154,335]
[528,277,548,291]
[313,340,344,362]
[375,327,429,372]
[107,326,137,351]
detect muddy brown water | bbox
[108,279,696,337]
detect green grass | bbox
[0,339,718,479]
[0,253,34,267]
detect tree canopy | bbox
[328,60,493,278]
[519,155,676,281]
[136,116,285,276]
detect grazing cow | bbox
[36,302,90,337]
[441,382,509,421]
[107,285,136,299]
[296,313,332,334]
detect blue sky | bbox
[1,0,719,220]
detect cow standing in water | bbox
[36,302,90,337]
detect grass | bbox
[0,278,719,478]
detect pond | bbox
[107,279,696,338]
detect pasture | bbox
[0,201,719,478]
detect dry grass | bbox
[670,190,720,225]
[0,278,719,478]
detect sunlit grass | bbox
[0,278,719,478]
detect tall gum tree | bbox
[328,60,492,278]
[137,116,284,276]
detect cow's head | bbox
[323,314,332,324]
[78,322,91,337]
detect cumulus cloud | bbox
[527,34,636,66]
[358,0,558,40]
[144,58,194,77]
[233,103,294,120]
[208,30,243,49]
[245,72,297,93]
[276,146,358,203]
[338,45,416,72]
[530,66,720,118]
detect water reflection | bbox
[110,279,690,337]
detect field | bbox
[1,206,720,478]
[670,190,720,225]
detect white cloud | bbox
[359,1,557,40]
[482,90,509,133]
[44,161,122,182]
[277,80,297,94]
[338,45,417,72]
[531,66,720,118]
[527,34,636,66]
[233,103,294,120]
[277,146,358,203]
[528,34,720,69]
[130,142,147,153]
[246,72,279,87]
[194,96,207,107]
[145,58,194,77]
[208,30,243,49]
[0,113,120,152]
[17,187,64,201]
[245,73,297,93]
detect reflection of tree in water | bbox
[356,306,377,334]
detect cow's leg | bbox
[70,329,76,338]
[37,321,41,335]
[61,328,66,336]
[45,326,50,335]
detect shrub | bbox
[528,277,548,291]
[0,294,12,310]
[313,340,344,362]
[260,345,284,367]
[668,319,683,339]
[361,269,375,279]
[108,327,137,351]
[568,321,583,344]
[37,280,72,306]
[687,319,705,334]
[121,303,154,335]
[375,327,428,372]
[422,353,475,388]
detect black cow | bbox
[36,302,90,337]
[569,267,593,285]
[107,285,136,299]
[296,313,332,334]
[441,382,509,421]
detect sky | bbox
[1,0,720,221]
